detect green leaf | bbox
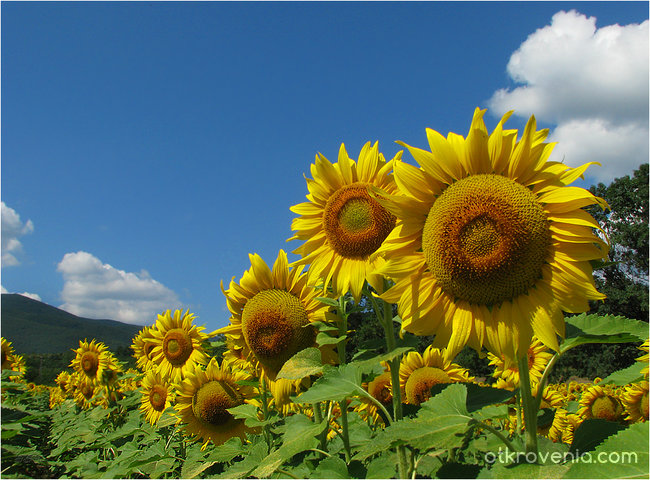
[294,364,365,404]
[228,403,263,427]
[564,422,649,479]
[316,297,340,308]
[478,462,569,479]
[600,362,645,386]
[353,384,473,460]
[464,383,516,413]
[366,453,398,479]
[181,445,213,479]
[276,347,325,380]
[219,441,268,479]
[316,331,346,346]
[310,456,349,479]
[569,418,627,455]
[251,414,325,478]
[561,314,648,353]
[205,436,246,463]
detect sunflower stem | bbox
[377,281,409,479]
[334,295,353,463]
[338,398,353,463]
[260,376,272,453]
[312,402,328,455]
[517,354,539,459]
[515,392,522,437]
[534,352,560,411]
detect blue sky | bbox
[2,1,648,333]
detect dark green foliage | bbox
[1,294,142,354]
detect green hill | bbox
[1,293,142,354]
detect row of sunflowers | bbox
[3,108,649,478]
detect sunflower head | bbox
[70,339,110,383]
[289,142,401,300]
[377,108,608,361]
[621,381,649,423]
[176,358,257,448]
[132,326,159,372]
[140,369,175,425]
[219,250,332,379]
[149,309,211,383]
[1,337,16,371]
[578,385,625,422]
[399,346,473,406]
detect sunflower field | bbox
[2,108,649,479]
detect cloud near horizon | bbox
[1,202,34,267]
[57,251,180,325]
[488,10,649,183]
[0,285,42,301]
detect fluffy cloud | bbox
[57,251,180,325]
[488,10,649,182]
[1,202,34,267]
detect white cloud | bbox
[488,10,649,183]
[57,251,181,325]
[1,202,34,267]
[1,284,42,301]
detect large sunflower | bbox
[70,339,111,384]
[218,249,334,380]
[175,358,257,449]
[399,346,473,406]
[578,384,625,422]
[621,381,649,423]
[149,309,211,383]
[289,142,401,300]
[376,108,608,361]
[140,369,175,425]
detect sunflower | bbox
[218,249,334,380]
[55,371,73,395]
[375,108,608,361]
[70,339,111,384]
[488,337,552,387]
[140,369,175,425]
[399,346,473,406]
[289,142,401,301]
[1,337,16,371]
[357,362,393,425]
[175,358,257,449]
[621,381,649,423]
[578,384,625,422]
[72,375,103,410]
[149,309,211,383]
[132,326,160,372]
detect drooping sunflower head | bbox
[149,309,211,383]
[376,108,608,362]
[219,250,332,380]
[621,381,649,423]
[140,368,175,425]
[72,375,102,410]
[176,358,257,449]
[132,325,160,372]
[578,384,625,422]
[289,142,401,300]
[70,339,110,383]
[399,346,473,406]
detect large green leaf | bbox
[276,347,325,380]
[293,364,364,404]
[564,422,649,479]
[561,314,648,353]
[310,456,349,479]
[251,414,325,478]
[353,384,474,460]
[600,362,646,386]
[218,441,268,479]
[569,419,627,455]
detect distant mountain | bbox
[1,294,142,354]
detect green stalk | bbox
[517,354,539,458]
[313,402,328,455]
[515,391,522,438]
[376,281,409,479]
[260,376,272,452]
[534,352,560,411]
[335,296,352,463]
